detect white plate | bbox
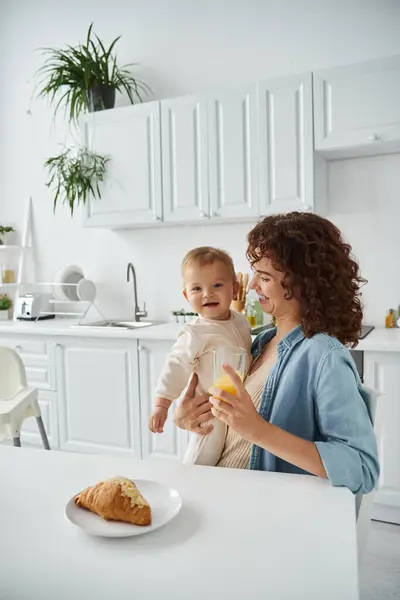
[53,265,84,301]
[77,278,97,302]
[65,479,182,537]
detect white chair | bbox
[356,384,383,561]
[0,347,50,449]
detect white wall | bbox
[1,0,400,324]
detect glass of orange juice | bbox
[212,346,247,399]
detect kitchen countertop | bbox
[0,318,183,340]
[0,318,400,351]
[0,446,358,600]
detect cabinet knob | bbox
[368,134,379,142]
[138,345,144,352]
[153,215,161,222]
[212,211,219,218]
[200,212,208,219]
[15,345,22,352]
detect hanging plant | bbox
[36,23,151,123]
[45,147,109,215]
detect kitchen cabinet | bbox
[55,339,141,457]
[161,95,209,222]
[82,101,163,228]
[364,351,400,525]
[207,85,259,219]
[314,55,400,158]
[20,390,58,448]
[258,73,314,213]
[0,336,58,447]
[138,339,189,461]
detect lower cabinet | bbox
[364,351,400,524]
[1,333,190,461]
[55,339,142,458]
[20,390,58,448]
[138,339,190,461]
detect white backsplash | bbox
[1,0,400,327]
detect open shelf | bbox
[0,245,25,251]
[0,283,18,289]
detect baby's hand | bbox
[149,407,169,433]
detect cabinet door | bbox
[138,339,189,460]
[364,352,400,525]
[56,340,141,457]
[314,55,400,157]
[162,95,209,222]
[82,102,162,227]
[258,73,314,213]
[20,390,58,448]
[208,85,259,219]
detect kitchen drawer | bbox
[20,390,58,448]
[0,337,56,390]
[0,338,52,362]
[25,364,55,390]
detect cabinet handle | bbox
[200,211,208,219]
[368,134,380,142]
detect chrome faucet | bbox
[126,262,147,322]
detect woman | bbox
[175,212,379,494]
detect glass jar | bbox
[1,266,16,284]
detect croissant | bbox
[75,477,152,526]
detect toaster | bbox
[16,294,54,321]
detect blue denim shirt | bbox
[248,326,380,494]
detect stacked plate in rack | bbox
[53,265,97,302]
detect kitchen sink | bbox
[74,320,160,330]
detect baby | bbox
[149,246,252,466]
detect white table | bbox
[0,447,359,600]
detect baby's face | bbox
[183,261,236,321]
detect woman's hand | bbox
[209,365,263,442]
[174,373,214,435]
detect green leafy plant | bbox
[0,225,14,245]
[45,147,109,215]
[36,23,151,123]
[0,294,12,311]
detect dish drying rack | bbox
[19,281,107,325]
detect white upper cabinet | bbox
[161,96,209,222]
[207,85,259,219]
[82,101,162,227]
[314,55,400,158]
[258,73,314,213]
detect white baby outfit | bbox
[154,310,252,465]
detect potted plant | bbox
[0,225,14,245]
[0,294,12,320]
[36,23,151,123]
[44,147,109,215]
[184,312,197,323]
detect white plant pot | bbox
[0,310,9,320]
[177,315,185,324]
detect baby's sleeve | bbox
[154,327,201,402]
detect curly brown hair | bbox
[247,212,366,347]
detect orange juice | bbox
[213,372,243,399]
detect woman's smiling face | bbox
[249,257,301,319]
